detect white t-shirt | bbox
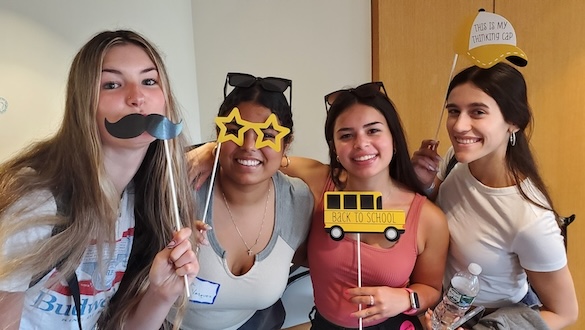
[437,154,566,308]
[0,187,136,329]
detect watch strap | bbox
[403,287,420,315]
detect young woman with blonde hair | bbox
[0,30,202,330]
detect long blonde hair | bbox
[0,30,195,329]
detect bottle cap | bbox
[468,263,482,275]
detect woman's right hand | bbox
[186,142,216,190]
[411,140,441,188]
[148,227,199,303]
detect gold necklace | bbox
[221,186,271,256]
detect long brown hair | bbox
[0,30,195,329]
[447,63,558,221]
[324,86,425,195]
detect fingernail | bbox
[205,224,213,230]
[167,240,177,248]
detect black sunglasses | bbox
[224,72,292,109]
[324,81,388,111]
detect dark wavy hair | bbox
[324,87,425,195]
[447,63,557,218]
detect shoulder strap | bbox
[68,274,83,330]
[560,214,576,251]
[28,191,83,330]
[28,193,67,287]
[444,155,458,179]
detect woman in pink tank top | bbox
[281,82,449,329]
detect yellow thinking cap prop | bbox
[455,10,527,69]
[215,107,291,152]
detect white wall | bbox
[0,1,370,164]
[0,1,370,326]
[191,0,371,162]
[0,0,201,161]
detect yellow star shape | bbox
[215,107,246,146]
[254,113,291,152]
[214,107,291,152]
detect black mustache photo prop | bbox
[105,112,191,296]
[105,113,182,139]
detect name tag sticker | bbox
[189,277,220,304]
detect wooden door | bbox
[373,1,585,328]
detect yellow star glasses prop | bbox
[215,107,291,152]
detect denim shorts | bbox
[519,286,542,309]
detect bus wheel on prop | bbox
[384,227,399,241]
[330,226,344,241]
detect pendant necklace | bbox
[221,185,271,256]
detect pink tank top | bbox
[307,176,425,328]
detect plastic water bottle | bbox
[431,263,482,330]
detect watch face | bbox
[411,291,420,309]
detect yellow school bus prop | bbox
[323,191,406,241]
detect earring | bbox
[280,155,291,168]
[509,131,516,147]
[336,155,340,163]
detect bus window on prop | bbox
[323,191,406,242]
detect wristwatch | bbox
[403,287,420,315]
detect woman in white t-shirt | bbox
[412,62,578,329]
[0,30,202,330]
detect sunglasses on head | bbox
[224,72,293,108]
[324,81,388,111]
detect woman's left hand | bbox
[346,286,410,323]
[149,227,199,303]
